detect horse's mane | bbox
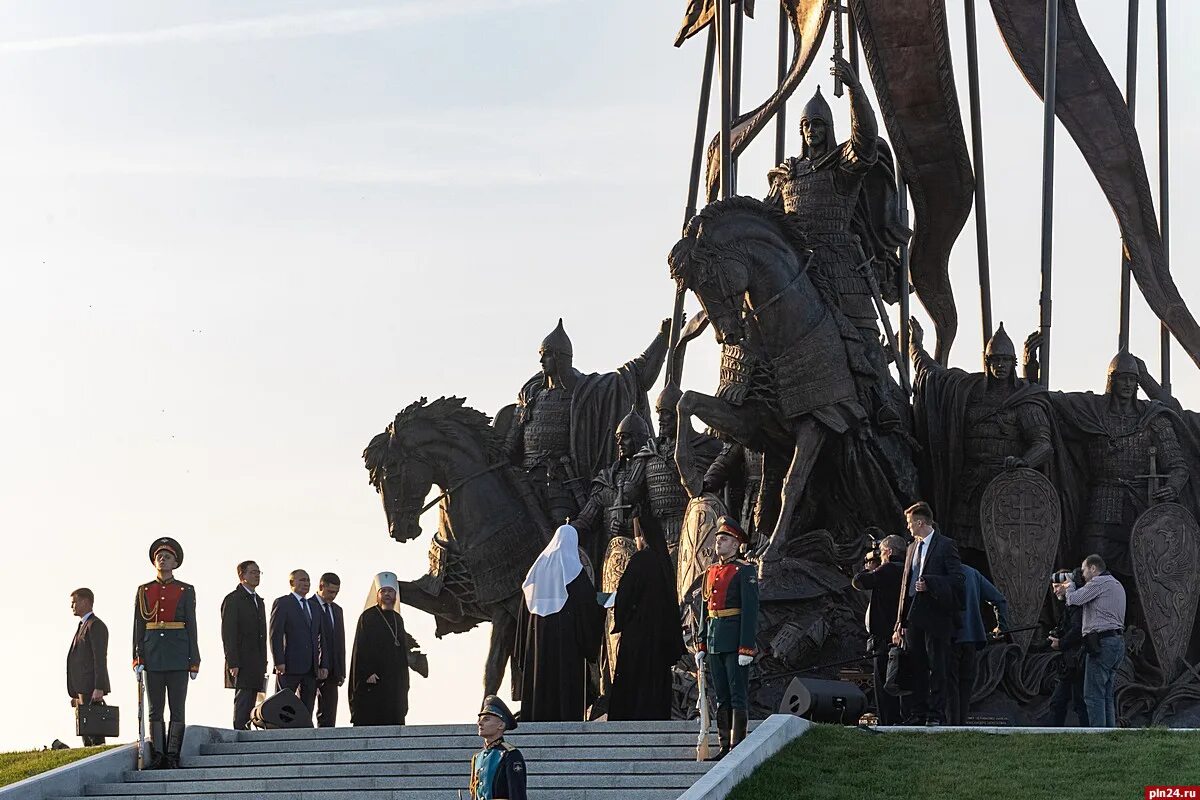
[363,396,504,485]
[669,196,808,285]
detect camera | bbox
[1051,571,1072,585]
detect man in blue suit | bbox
[270,569,329,722]
[311,572,346,727]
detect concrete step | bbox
[185,744,706,767]
[87,773,698,794]
[200,732,705,754]
[234,720,705,740]
[127,760,710,781]
[59,792,683,800]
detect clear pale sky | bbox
[1,1,1197,752]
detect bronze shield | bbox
[1131,502,1200,682]
[675,493,730,602]
[600,535,638,689]
[979,467,1061,652]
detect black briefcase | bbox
[884,645,913,697]
[75,702,120,738]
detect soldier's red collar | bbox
[154,576,176,585]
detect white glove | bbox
[189,672,198,681]
[738,654,753,667]
[133,664,144,675]
[694,651,705,667]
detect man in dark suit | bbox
[269,569,328,722]
[67,588,111,746]
[311,572,346,727]
[852,533,907,725]
[892,501,964,725]
[221,560,267,730]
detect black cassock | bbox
[348,607,410,726]
[607,546,685,720]
[515,573,603,722]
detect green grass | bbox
[730,724,1200,800]
[0,746,118,788]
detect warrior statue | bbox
[764,57,909,423]
[639,383,721,559]
[506,318,669,529]
[909,318,1054,573]
[573,408,653,567]
[1051,351,1189,583]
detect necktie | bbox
[910,539,926,594]
[323,603,334,631]
[300,597,311,622]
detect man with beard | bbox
[909,318,1054,573]
[348,572,425,726]
[505,318,669,527]
[607,515,685,720]
[572,407,653,568]
[515,523,603,722]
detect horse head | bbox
[363,396,501,544]
[670,197,806,347]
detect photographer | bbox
[852,532,907,725]
[1053,554,1125,728]
[1046,567,1088,727]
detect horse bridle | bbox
[387,451,509,516]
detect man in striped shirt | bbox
[1054,554,1125,728]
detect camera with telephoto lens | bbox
[1051,571,1072,585]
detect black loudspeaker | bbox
[251,690,314,729]
[779,677,868,724]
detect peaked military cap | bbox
[716,515,749,546]
[149,537,184,567]
[479,694,518,731]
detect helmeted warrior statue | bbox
[573,407,653,570]
[764,58,909,423]
[1051,351,1189,583]
[638,383,721,558]
[506,318,669,527]
[909,318,1055,572]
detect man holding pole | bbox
[133,537,200,769]
[694,516,758,759]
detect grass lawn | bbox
[0,746,118,788]
[730,724,1200,800]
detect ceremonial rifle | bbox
[696,656,711,761]
[135,664,146,771]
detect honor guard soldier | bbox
[134,537,200,769]
[694,517,758,759]
[470,695,527,800]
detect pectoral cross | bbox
[1136,446,1170,506]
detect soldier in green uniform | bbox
[133,537,200,769]
[694,517,758,759]
[470,695,526,800]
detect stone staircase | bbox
[52,721,731,800]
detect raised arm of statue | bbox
[834,56,877,164]
[625,319,671,393]
[1022,331,1043,385]
[764,162,791,209]
[1134,355,1183,413]
[908,317,939,378]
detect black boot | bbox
[710,708,732,761]
[165,722,185,769]
[146,721,166,770]
[731,709,748,748]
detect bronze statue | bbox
[765,58,909,426]
[572,408,653,570]
[505,318,669,527]
[908,318,1054,572]
[1051,352,1189,582]
[363,397,550,699]
[670,196,915,570]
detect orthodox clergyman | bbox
[348,572,425,726]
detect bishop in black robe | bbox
[348,605,411,726]
[607,516,685,720]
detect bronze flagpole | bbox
[964,0,994,346]
[731,0,745,190]
[775,2,789,164]
[1038,0,1059,387]
[1119,0,1138,352]
[1157,0,1171,393]
[719,0,734,200]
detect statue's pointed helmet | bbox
[616,405,651,438]
[1106,349,1139,393]
[984,322,1016,360]
[656,381,683,413]
[539,318,573,357]
[800,86,836,157]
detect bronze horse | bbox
[363,396,550,698]
[669,197,912,565]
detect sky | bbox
[1,0,1198,752]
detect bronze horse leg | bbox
[759,417,827,570]
[485,597,521,700]
[677,389,762,449]
[397,577,468,622]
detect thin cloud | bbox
[0,0,559,54]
